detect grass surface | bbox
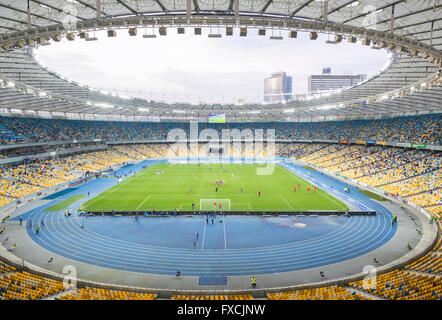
[358,189,388,201]
[45,195,86,211]
[80,163,349,212]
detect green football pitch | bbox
[80,163,349,212]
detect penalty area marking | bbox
[280,194,294,210]
[135,195,151,210]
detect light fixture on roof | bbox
[289,30,297,38]
[270,29,283,40]
[139,108,149,112]
[386,42,395,50]
[1,42,10,51]
[66,33,75,41]
[334,34,342,43]
[107,30,117,37]
[258,29,266,36]
[6,81,15,88]
[52,33,62,42]
[39,91,47,97]
[395,45,405,52]
[159,27,167,36]
[194,27,202,35]
[309,32,318,40]
[284,109,295,113]
[226,27,233,36]
[37,36,49,45]
[26,39,36,45]
[143,31,156,38]
[240,27,247,37]
[347,36,357,43]
[361,39,371,46]
[409,49,417,56]
[128,28,137,36]
[177,27,185,34]
[208,33,222,38]
[15,40,25,48]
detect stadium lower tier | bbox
[0,141,440,300]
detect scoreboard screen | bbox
[209,113,226,123]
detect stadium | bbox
[0,0,440,305]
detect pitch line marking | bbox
[280,194,294,210]
[136,195,151,210]
[201,219,207,250]
[223,217,227,250]
[281,165,347,211]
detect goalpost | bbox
[200,199,231,211]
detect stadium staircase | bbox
[0,124,25,143]
[343,287,385,300]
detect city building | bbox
[308,68,367,93]
[264,72,292,103]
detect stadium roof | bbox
[0,0,440,122]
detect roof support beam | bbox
[153,0,168,13]
[96,0,101,20]
[391,19,442,32]
[322,0,328,25]
[234,0,239,25]
[341,0,405,24]
[259,0,273,15]
[290,0,314,17]
[390,4,395,33]
[30,0,86,21]
[192,0,200,12]
[404,28,442,37]
[0,15,39,28]
[326,0,358,16]
[186,0,191,24]
[117,1,139,15]
[364,4,442,30]
[228,0,234,12]
[430,21,434,47]
[27,0,31,29]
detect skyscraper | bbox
[308,68,367,93]
[264,72,292,103]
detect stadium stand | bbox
[57,287,157,300]
[348,270,441,300]
[0,271,65,300]
[171,294,253,300]
[267,285,369,300]
[0,113,440,145]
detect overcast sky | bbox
[35,28,389,104]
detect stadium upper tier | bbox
[0,113,440,145]
[0,1,440,121]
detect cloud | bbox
[35,29,389,103]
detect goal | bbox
[200,199,231,211]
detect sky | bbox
[35,28,390,104]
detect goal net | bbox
[200,199,231,211]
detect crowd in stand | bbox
[0,113,440,145]
[296,144,441,218]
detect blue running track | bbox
[13,161,397,277]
